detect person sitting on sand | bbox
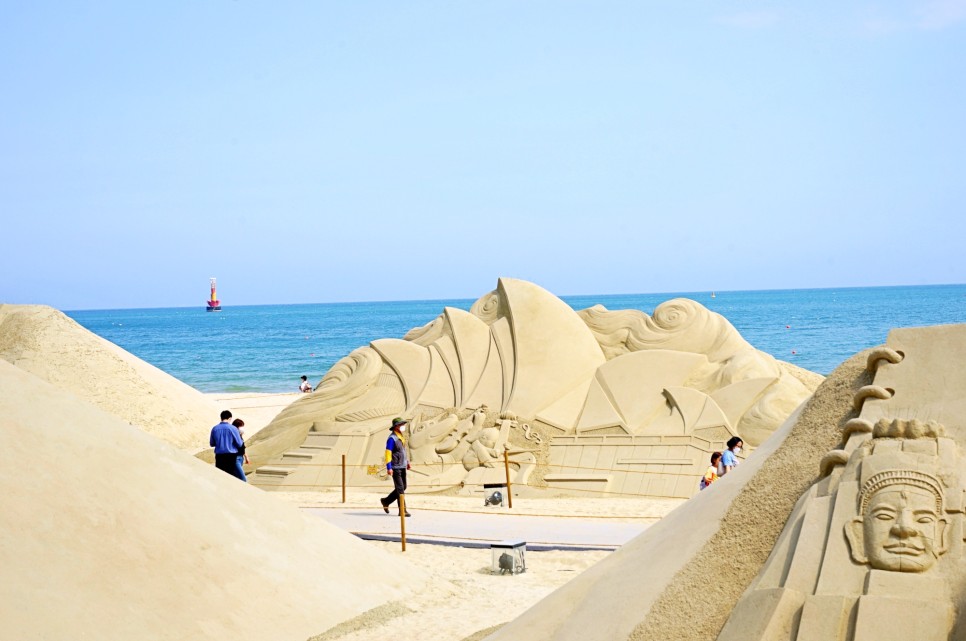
[299,375,312,393]
[700,452,721,490]
[720,437,743,476]
[232,418,250,482]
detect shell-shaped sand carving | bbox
[246,279,821,498]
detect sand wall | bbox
[0,360,431,641]
[0,304,222,450]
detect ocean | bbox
[66,284,966,393]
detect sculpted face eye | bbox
[872,508,896,521]
[917,515,936,524]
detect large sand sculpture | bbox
[247,278,820,498]
[716,324,966,640]
[487,323,966,641]
[0,359,430,641]
[0,304,222,451]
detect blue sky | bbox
[2,2,964,310]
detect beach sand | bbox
[312,540,610,641]
[276,491,685,641]
[1,303,822,641]
[206,391,303,438]
[0,360,433,641]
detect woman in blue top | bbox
[720,436,743,476]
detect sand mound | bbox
[0,360,431,641]
[0,304,222,450]
[486,348,871,641]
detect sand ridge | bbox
[0,303,224,451]
[629,350,871,640]
[0,360,433,641]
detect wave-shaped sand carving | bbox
[247,279,821,498]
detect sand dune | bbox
[0,360,431,641]
[0,304,224,451]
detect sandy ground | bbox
[206,391,302,438]
[273,491,685,641]
[312,541,610,641]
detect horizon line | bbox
[55,281,966,314]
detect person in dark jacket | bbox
[380,417,412,517]
[209,410,245,480]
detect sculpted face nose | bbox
[891,508,918,538]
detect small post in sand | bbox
[399,495,407,551]
[341,454,346,503]
[503,449,513,509]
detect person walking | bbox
[210,410,245,481]
[380,417,412,517]
[232,418,250,482]
[700,452,721,490]
[720,437,743,476]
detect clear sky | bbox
[2,2,964,310]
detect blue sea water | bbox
[66,284,966,393]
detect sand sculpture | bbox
[0,359,430,641]
[247,278,819,498]
[0,303,221,451]
[486,323,966,641]
[717,326,966,640]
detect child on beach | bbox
[700,452,721,490]
[299,375,312,393]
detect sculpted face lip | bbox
[882,542,925,556]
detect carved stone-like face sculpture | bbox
[847,485,948,573]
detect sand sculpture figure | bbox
[716,327,966,641]
[846,438,949,574]
[246,278,819,498]
[485,324,966,641]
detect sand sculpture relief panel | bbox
[717,324,966,641]
[247,278,820,498]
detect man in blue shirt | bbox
[210,410,245,481]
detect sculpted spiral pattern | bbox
[819,449,850,477]
[469,289,502,324]
[866,347,903,374]
[579,298,749,363]
[852,385,893,411]
[317,346,382,394]
[403,316,446,346]
[651,299,697,330]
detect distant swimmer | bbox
[299,375,312,393]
